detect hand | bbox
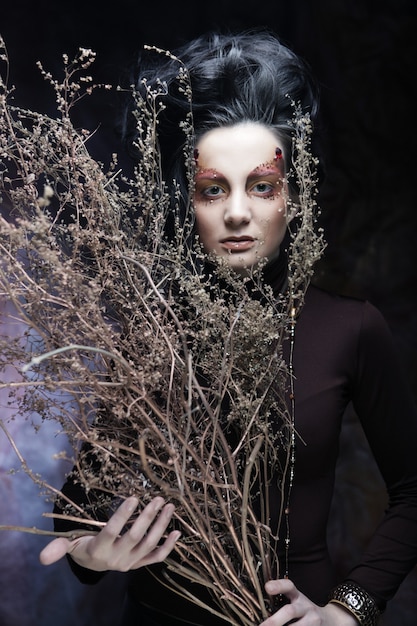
[39,496,181,572]
[260,579,357,625]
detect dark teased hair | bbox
[122,30,320,189]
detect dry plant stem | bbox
[0,525,98,538]
[241,436,270,614]
[21,343,132,375]
[43,512,104,529]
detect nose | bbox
[223,191,251,226]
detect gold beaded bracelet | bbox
[329,582,381,626]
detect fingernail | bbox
[164,503,175,516]
[125,497,138,513]
[153,497,165,511]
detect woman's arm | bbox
[347,301,417,608]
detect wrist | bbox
[328,582,381,626]
[323,602,359,625]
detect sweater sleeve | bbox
[347,301,417,610]
[53,449,108,585]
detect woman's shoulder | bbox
[305,282,383,314]
[303,282,369,319]
[302,282,391,342]
[305,282,365,307]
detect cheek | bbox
[194,208,214,245]
[260,208,288,247]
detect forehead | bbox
[195,123,283,172]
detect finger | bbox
[129,500,174,546]
[265,579,297,599]
[132,529,181,568]
[118,497,167,547]
[113,499,176,569]
[98,496,141,546]
[39,537,71,565]
[260,601,299,626]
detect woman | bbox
[39,31,417,626]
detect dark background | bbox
[1,1,417,624]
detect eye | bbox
[195,184,226,202]
[205,185,224,197]
[250,181,276,197]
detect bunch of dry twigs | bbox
[0,38,323,624]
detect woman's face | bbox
[193,122,289,275]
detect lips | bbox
[220,236,256,252]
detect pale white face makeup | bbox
[193,122,289,275]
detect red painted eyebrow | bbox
[194,168,222,181]
[195,163,283,181]
[250,164,283,177]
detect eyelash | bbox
[196,181,278,202]
[252,182,275,196]
[200,185,224,199]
